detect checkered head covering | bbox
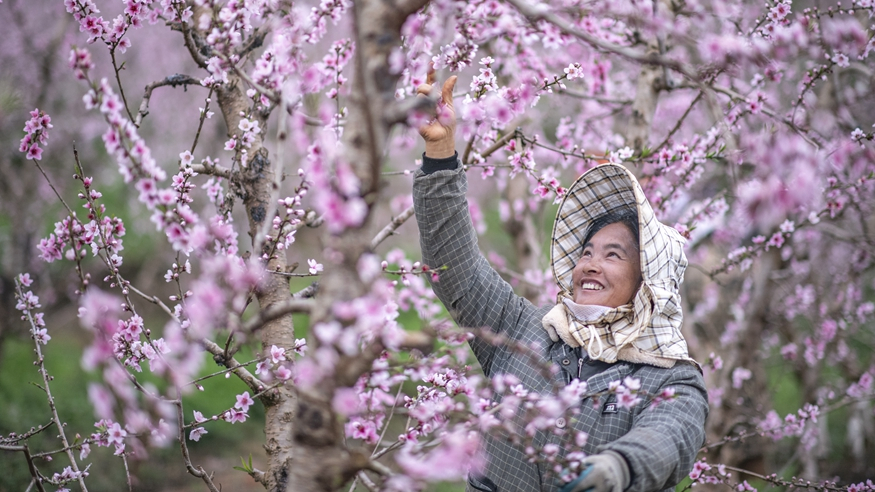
[545,163,696,367]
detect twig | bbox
[127,284,178,321]
[200,339,264,394]
[293,282,319,299]
[354,471,379,492]
[32,159,75,217]
[30,435,100,460]
[0,421,54,445]
[122,453,133,492]
[188,358,260,386]
[651,90,703,153]
[135,74,202,127]
[0,444,46,492]
[190,88,214,154]
[178,19,209,69]
[14,281,89,492]
[462,134,476,165]
[558,88,632,105]
[370,205,416,249]
[285,100,325,126]
[191,160,233,179]
[173,389,221,492]
[504,0,698,80]
[241,298,315,333]
[110,47,136,124]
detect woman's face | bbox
[571,222,642,308]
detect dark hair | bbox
[581,209,640,253]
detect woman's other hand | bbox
[416,63,457,159]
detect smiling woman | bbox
[572,214,642,308]
[415,72,707,492]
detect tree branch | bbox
[135,74,202,127]
[370,205,416,250]
[0,444,46,492]
[241,298,315,333]
[200,339,266,395]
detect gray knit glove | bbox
[561,451,631,492]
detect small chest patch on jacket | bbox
[603,402,618,414]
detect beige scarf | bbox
[542,284,696,369]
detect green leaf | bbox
[234,455,254,473]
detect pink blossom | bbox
[270,345,287,364]
[766,232,785,250]
[235,392,255,412]
[33,327,51,345]
[307,259,324,275]
[189,427,208,442]
[193,410,208,423]
[689,459,711,481]
[224,409,248,424]
[345,418,379,443]
[737,480,756,491]
[617,390,641,409]
[563,62,584,80]
[275,364,293,380]
[732,367,752,389]
[179,150,193,166]
[106,422,126,446]
[17,273,33,287]
[332,387,363,416]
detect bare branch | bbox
[14,281,89,492]
[173,392,221,492]
[370,205,415,250]
[558,88,633,105]
[285,100,326,126]
[189,88,215,154]
[235,25,268,58]
[504,0,698,80]
[241,298,316,333]
[177,19,210,68]
[0,421,54,445]
[190,161,233,179]
[110,47,136,124]
[293,282,319,299]
[135,74,202,127]
[200,339,265,395]
[0,444,47,492]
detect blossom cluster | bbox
[301,38,354,99]
[19,108,52,160]
[14,274,50,346]
[267,170,311,257]
[305,137,368,233]
[254,341,308,383]
[36,179,126,266]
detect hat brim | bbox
[550,163,645,295]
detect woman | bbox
[413,72,707,492]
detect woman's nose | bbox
[584,257,601,273]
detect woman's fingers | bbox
[416,82,432,97]
[441,75,457,107]
[426,61,436,85]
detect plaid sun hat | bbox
[549,163,696,366]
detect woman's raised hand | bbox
[416,64,457,159]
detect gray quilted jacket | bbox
[413,165,708,492]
